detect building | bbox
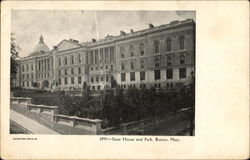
[18,19,195,91]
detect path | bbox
[10,109,59,134]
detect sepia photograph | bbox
[10,10,196,135]
[1,1,249,159]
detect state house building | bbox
[17,19,195,91]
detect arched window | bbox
[120,47,125,59]
[139,43,145,56]
[130,61,134,69]
[64,56,67,65]
[78,54,81,64]
[130,45,135,57]
[140,59,145,68]
[166,38,171,52]
[179,35,185,50]
[71,55,74,65]
[154,40,160,54]
[179,53,185,64]
[167,55,172,66]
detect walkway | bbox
[10,110,59,134]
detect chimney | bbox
[170,20,179,25]
[92,39,96,43]
[130,29,134,34]
[120,30,126,36]
[69,38,79,43]
[149,23,154,29]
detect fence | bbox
[53,114,102,134]
[10,97,32,108]
[10,96,103,134]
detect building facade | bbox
[17,19,195,91]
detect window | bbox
[92,86,95,90]
[121,62,125,70]
[91,77,94,83]
[110,47,115,61]
[154,40,160,54]
[110,65,113,71]
[121,73,126,82]
[95,50,99,63]
[100,49,103,63]
[96,77,99,82]
[140,43,145,56]
[179,54,185,64]
[106,76,109,82]
[140,59,145,69]
[130,45,135,57]
[130,61,134,70]
[22,74,25,79]
[166,69,173,79]
[179,68,186,79]
[64,77,68,85]
[105,48,108,62]
[179,35,185,50]
[64,57,67,65]
[95,66,98,71]
[120,47,125,59]
[71,55,74,65]
[90,51,94,64]
[58,57,61,66]
[31,64,33,71]
[71,77,74,84]
[27,74,29,79]
[130,72,135,81]
[101,76,104,81]
[166,38,171,52]
[78,54,81,64]
[71,68,74,75]
[22,65,24,72]
[58,78,61,85]
[58,70,61,76]
[27,64,29,71]
[78,67,81,74]
[27,81,29,87]
[105,65,108,70]
[167,55,172,66]
[97,86,101,90]
[155,56,160,67]
[78,76,81,84]
[91,67,93,71]
[154,70,161,80]
[31,73,33,79]
[140,71,145,81]
[64,69,67,75]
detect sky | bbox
[11,10,195,58]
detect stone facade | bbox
[18,19,195,91]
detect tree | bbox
[10,33,20,86]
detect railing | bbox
[53,114,102,134]
[10,97,32,109]
[27,104,58,115]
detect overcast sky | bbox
[11,10,195,57]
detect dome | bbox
[33,35,50,53]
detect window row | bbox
[120,53,186,70]
[154,68,186,80]
[22,64,34,72]
[120,43,145,59]
[58,67,82,76]
[89,46,115,64]
[90,75,113,83]
[90,64,113,72]
[120,68,186,82]
[58,76,82,85]
[58,53,82,67]
[153,35,186,54]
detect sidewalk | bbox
[10,109,59,134]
